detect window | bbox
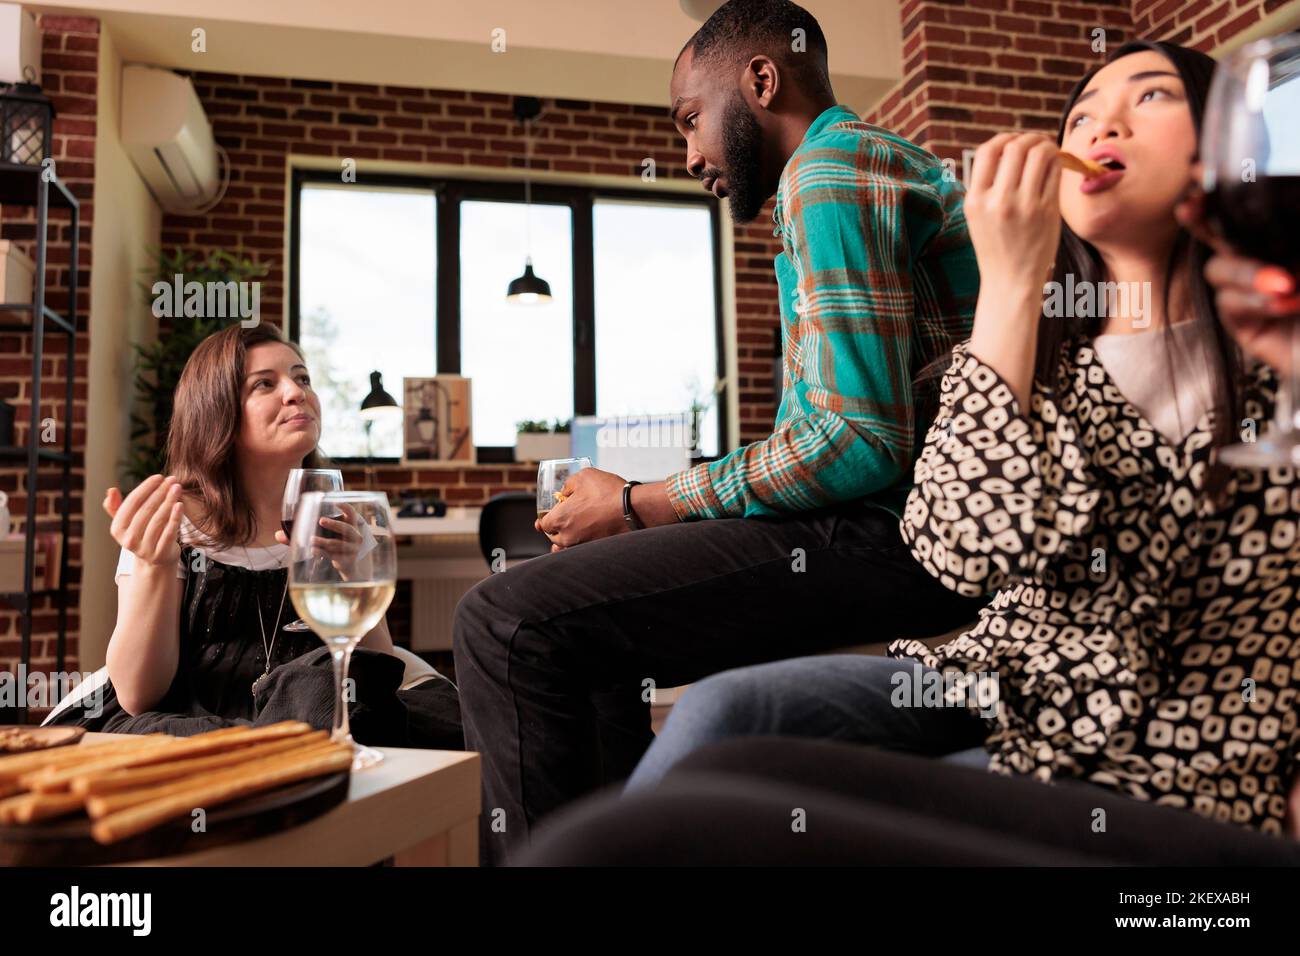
[296,182,435,458]
[291,172,725,461]
[460,200,574,446]
[593,199,719,458]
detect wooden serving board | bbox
[0,770,350,866]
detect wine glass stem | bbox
[330,643,356,744]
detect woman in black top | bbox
[48,322,461,749]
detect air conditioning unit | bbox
[120,64,222,212]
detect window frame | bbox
[289,168,728,464]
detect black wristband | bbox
[622,480,643,531]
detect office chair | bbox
[478,491,552,568]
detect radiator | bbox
[399,537,488,653]
[410,573,485,651]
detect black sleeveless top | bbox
[170,545,326,720]
[50,546,464,749]
[52,546,328,731]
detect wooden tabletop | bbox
[80,733,480,867]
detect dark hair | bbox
[680,0,834,102]
[165,321,328,548]
[1036,39,1244,502]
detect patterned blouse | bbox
[889,336,1300,835]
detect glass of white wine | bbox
[288,490,396,771]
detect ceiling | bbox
[29,0,903,113]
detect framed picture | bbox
[403,375,474,462]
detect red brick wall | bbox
[0,15,97,686]
[1133,0,1294,49]
[864,0,1134,162]
[865,0,1294,159]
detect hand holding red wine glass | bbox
[1200,32,1300,467]
[280,468,343,632]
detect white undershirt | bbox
[114,514,287,585]
[1092,319,1217,445]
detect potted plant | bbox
[125,247,269,484]
[514,418,572,462]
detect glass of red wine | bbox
[1202,32,1300,468]
[281,468,344,632]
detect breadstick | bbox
[22,740,186,792]
[74,731,330,797]
[0,736,168,782]
[10,790,85,824]
[175,726,249,739]
[26,722,315,792]
[1058,149,1107,179]
[139,721,316,757]
[0,791,35,824]
[84,738,340,817]
[0,788,83,823]
[91,744,353,844]
[161,722,314,749]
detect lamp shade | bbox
[0,81,54,166]
[506,258,552,304]
[359,370,400,421]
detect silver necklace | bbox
[244,543,289,696]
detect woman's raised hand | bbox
[963,132,1063,292]
[963,132,1063,412]
[104,474,185,569]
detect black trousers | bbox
[451,500,986,865]
[516,737,1300,866]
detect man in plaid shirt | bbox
[454,0,984,865]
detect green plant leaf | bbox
[125,245,268,483]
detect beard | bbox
[715,92,767,224]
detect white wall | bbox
[81,24,162,671]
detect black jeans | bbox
[451,500,986,865]
[517,737,1300,866]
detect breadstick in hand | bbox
[1057,150,1107,179]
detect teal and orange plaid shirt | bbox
[665,104,979,521]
